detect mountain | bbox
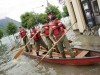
[0,17,21,27]
[0,17,21,36]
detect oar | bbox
[14,32,39,59]
[35,21,77,67]
[44,35,72,43]
[10,35,26,51]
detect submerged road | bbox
[0,29,100,75]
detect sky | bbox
[0,0,63,22]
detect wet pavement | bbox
[0,29,100,75]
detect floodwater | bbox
[0,29,100,75]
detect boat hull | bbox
[23,52,100,65]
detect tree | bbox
[45,3,61,20]
[20,12,36,29]
[38,13,49,24]
[62,5,69,17]
[0,29,3,39]
[5,21,18,43]
[0,29,3,45]
[6,21,18,35]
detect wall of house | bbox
[97,0,100,10]
[95,0,100,24]
[64,0,78,30]
[65,0,86,33]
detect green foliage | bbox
[20,12,36,29]
[0,25,7,36]
[20,4,62,27]
[5,21,18,35]
[61,12,67,17]
[0,29,3,39]
[33,13,39,25]
[38,13,48,24]
[62,5,69,17]
[45,3,61,19]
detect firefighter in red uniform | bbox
[41,21,59,58]
[49,16,75,58]
[30,27,48,56]
[19,27,31,52]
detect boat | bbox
[23,45,100,66]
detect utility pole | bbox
[46,0,50,11]
[32,5,44,26]
[46,0,52,12]
[46,0,54,20]
[32,9,38,24]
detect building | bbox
[65,0,100,34]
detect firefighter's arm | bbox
[50,36,57,45]
[62,23,69,31]
[49,27,57,45]
[40,28,45,36]
[61,23,69,31]
[40,28,48,36]
[40,33,46,36]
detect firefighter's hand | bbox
[40,34,44,36]
[53,41,57,46]
[36,30,40,33]
[66,27,69,31]
[40,33,46,36]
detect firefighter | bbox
[41,21,60,58]
[30,27,48,56]
[49,16,75,58]
[19,27,31,52]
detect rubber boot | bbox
[25,48,29,52]
[61,52,66,58]
[25,46,29,52]
[42,47,48,54]
[46,47,48,51]
[36,52,41,56]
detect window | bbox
[91,0,100,16]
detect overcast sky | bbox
[0,0,63,22]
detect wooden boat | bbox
[23,45,100,65]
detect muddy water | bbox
[0,30,100,75]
